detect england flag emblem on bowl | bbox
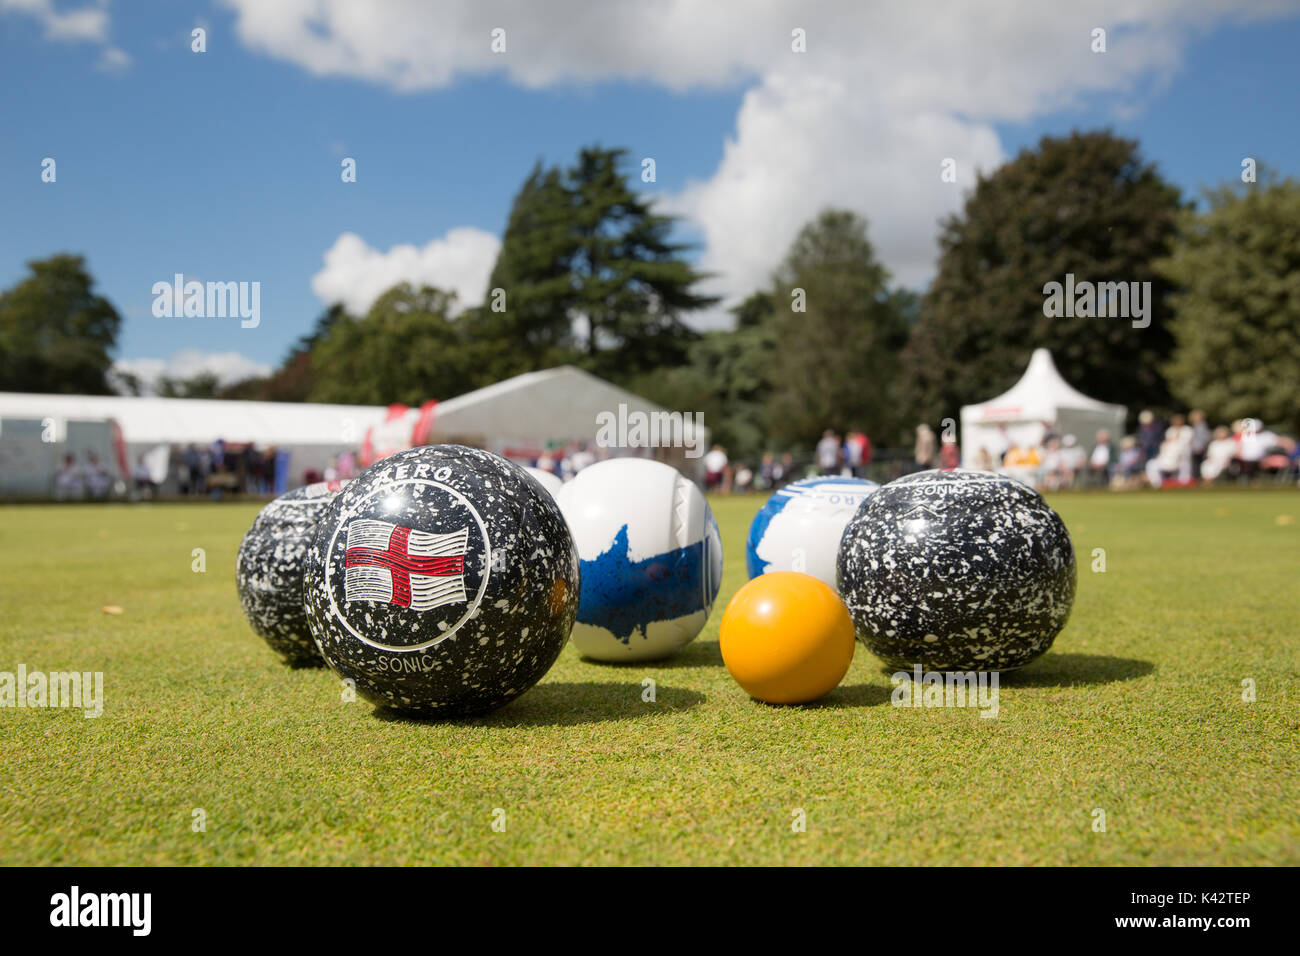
[343,519,468,611]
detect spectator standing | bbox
[844,430,869,478]
[938,437,959,469]
[197,447,212,495]
[1137,410,1163,464]
[133,455,155,499]
[1189,410,1211,478]
[816,430,842,475]
[1088,430,1113,486]
[703,444,729,492]
[913,424,937,471]
[181,444,199,495]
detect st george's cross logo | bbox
[343,519,468,611]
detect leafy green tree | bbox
[630,291,778,459]
[309,284,482,405]
[901,131,1186,425]
[1158,174,1300,434]
[765,209,912,445]
[476,146,717,383]
[0,254,122,394]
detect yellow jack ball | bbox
[719,571,855,704]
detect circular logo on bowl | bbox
[323,478,491,651]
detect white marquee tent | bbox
[0,366,707,496]
[366,365,708,475]
[960,348,1127,466]
[0,392,391,495]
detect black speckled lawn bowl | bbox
[837,469,1075,671]
[304,445,580,717]
[236,480,348,666]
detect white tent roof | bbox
[430,366,704,443]
[0,391,388,447]
[961,348,1125,423]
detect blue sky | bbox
[1,1,1297,389]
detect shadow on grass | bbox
[812,682,894,708]
[576,639,724,670]
[995,652,1155,687]
[746,682,891,710]
[373,681,705,728]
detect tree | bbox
[475,146,717,383]
[764,209,913,445]
[1158,174,1300,434]
[474,163,582,380]
[0,254,121,394]
[629,291,778,459]
[900,131,1186,426]
[308,284,482,405]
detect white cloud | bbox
[311,228,500,316]
[113,350,273,394]
[95,45,131,72]
[1,0,108,42]
[1,0,129,69]
[223,0,1296,314]
[663,73,1005,318]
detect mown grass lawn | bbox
[1,488,1297,865]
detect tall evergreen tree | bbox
[901,131,1185,425]
[474,146,717,382]
[476,163,580,379]
[765,209,912,445]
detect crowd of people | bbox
[46,409,1299,502]
[973,411,1299,490]
[698,410,1300,496]
[53,452,114,500]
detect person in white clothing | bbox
[703,444,729,492]
[1202,427,1237,481]
[1146,415,1194,487]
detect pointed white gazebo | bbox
[959,349,1127,466]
